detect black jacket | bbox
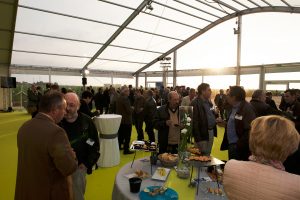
[282,100,300,132]
[79,99,99,117]
[221,100,256,161]
[116,95,133,125]
[250,99,281,117]
[153,104,178,154]
[94,92,104,110]
[214,94,226,109]
[265,97,278,110]
[283,100,300,175]
[59,113,100,174]
[144,97,157,123]
[191,97,217,143]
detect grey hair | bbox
[252,89,264,99]
[168,91,178,101]
[39,91,65,113]
[146,90,153,97]
[120,85,128,94]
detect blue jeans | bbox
[197,130,214,155]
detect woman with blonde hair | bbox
[223,115,300,200]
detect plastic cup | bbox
[150,155,157,165]
[129,177,142,193]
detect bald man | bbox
[153,91,181,154]
[59,92,100,200]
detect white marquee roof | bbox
[7,0,300,76]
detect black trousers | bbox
[167,144,178,154]
[219,108,225,120]
[134,113,144,141]
[118,124,132,152]
[228,143,238,160]
[284,147,300,175]
[145,120,155,142]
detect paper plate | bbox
[139,186,178,200]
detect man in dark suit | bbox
[79,91,99,117]
[221,86,256,161]
[143,90,157,142]
[15,91,77,200]
[282,89,300,175]
[250,89,281,117]
[94,87,104,114]
[116,85,134,154]
[214,89,226,119]
[265,91,278,110]
[133,89,145,141]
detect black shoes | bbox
[123,151,134,155]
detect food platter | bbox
[151,167,170,181]
[130,140,157,152]
[188,155,211,162]
[139,186,178,200]
[187,147,201,155]
[124,169,150,179]
[158,153,179,167]
[189,156,225,167]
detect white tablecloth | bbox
[112,157,227,200]
[93,114,122,167]
[112,158,165,200]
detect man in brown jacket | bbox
[15,91,78,200]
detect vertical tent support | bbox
[259,65,265,90]
[145,72,147,88]
[48,67,51,83]
[236,16,242,86]
[135,73,139,88]
[173,50,177,87]
[162,68,167,87]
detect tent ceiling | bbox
[3,0,300,76]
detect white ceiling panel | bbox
[99,46,160,63]
[111,29,181,53]
[89,59,143,72]
[11,51,87,68]
[128,13,198,41]
[19,0,132,25]
[13,33,101,57]
[15,7,118,43]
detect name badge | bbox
[235,115,243,120]
[86,138,95,146]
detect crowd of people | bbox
[16,82,300,199]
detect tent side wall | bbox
[0,0,19,110]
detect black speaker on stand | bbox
[82,77,87,85]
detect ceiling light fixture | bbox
[145,0,154,12]
[84,69,90,75]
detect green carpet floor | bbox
[0,111,227,200]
